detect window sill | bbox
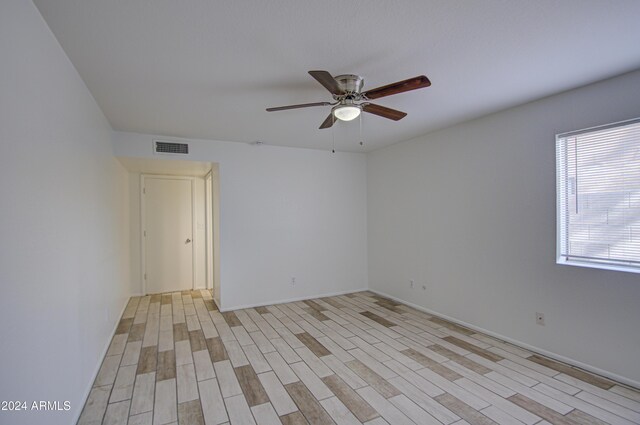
[556,258,640,274]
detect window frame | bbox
[556,117,640,274]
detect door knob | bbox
[185,238,192,244]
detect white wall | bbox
[368,69,640,385]
[128,172,207,293]
[0,2,131,425]
[114,133,368,310]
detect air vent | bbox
[154,140,189,155]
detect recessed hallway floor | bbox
[78,290,640,425]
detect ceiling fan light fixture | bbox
[266,70,430,130]
[333,105,361,121]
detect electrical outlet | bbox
[410,279,414,288]
[291,277,296,286]
[536,312,545,326]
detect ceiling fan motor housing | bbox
[334,74,364,100]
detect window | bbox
[556,117,640,273]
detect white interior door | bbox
[144,176,194,294]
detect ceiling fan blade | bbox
[266,101,332,112]
[309,70,345,96]
[362,103,407,121]
[319,113,335,129]
[363,75,431,100]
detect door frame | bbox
[140,174,197,295]
[204,171,214,291]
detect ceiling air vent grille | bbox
[154,140,189,155]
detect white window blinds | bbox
[557,118,640,271]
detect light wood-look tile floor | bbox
[78,290,640,425]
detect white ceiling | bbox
[35,0,640,152]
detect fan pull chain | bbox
[331,114,336,153]
[359,112,364,147]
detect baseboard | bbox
[368,288,640,390]
[140,288,206,296]
[219,288,368,312]
[73,296,131,425]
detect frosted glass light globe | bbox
[333,105,361,121]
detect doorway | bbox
[141,175,196,294]
[118,157,219,301]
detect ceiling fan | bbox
[266,70,431,129]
